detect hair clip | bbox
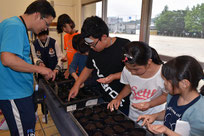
[123,54,135,63]
[122,57,128,62]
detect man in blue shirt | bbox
[0,1,56,135]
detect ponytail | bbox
[200,75,204,96]
[150,47,163,65]
[123,41,163,66]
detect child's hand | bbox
[132,102,150,111]
[79,83,84,88]
[64,70,69,79]
[61,56,67,62]
[97,74,114,84]
[107,99,121,111]
[68,85,79,101]
[137,114,156,126]
[147,124,168,135]
[39,62,45,67]
[53,69,59,75]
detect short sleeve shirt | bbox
[86,37,130,111]
[121,66,167,120]
[0,16,33,100]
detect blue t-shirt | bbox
[0,16,33,100]
[164,94,200,131]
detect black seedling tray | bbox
[71,103,154,136]
[48,79,102,112]
[52,69,74,83]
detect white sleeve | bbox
[120,66,129,85]
[30,42,42,65]
[54,41,63,69]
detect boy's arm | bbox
[68,67,93,101]
[54,41,63,69]
[30,42,43,65]
[1,52,55,80]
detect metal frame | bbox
[139,0,153,43]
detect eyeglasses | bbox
[85,38,99,48]
[122,54,135,64]
[41,17,49,27]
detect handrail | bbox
[159,54,204,69]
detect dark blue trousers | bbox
[0,95,36,136]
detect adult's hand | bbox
[38,66,55,81]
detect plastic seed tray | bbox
[47,79,102,112]
[70,103,154,136]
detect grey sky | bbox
[106,0,204,19]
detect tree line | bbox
[154,4,204,38]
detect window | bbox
[150,0,204,63]
[107,0,142,41]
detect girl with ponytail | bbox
[108,41,168,125]
[138,55,204,136]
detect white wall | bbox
[0,0,82,54]
[0,0,34,22]
[82,3,96,21]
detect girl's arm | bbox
[133,92,167,111]
[107,85,131,111]
[71,72,79,81]
[137,110,166,126]
[147,123,180,136]
[149,92,168,108]
[116,84,131,101]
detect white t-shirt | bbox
[121,65,167,124]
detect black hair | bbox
[72,34,90,54]
[123,41,163,65]
[57,14,75,33]
[162,55,204,95]
[24,0,56,18]
[38,29,49,36]
[81,16,109,39]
